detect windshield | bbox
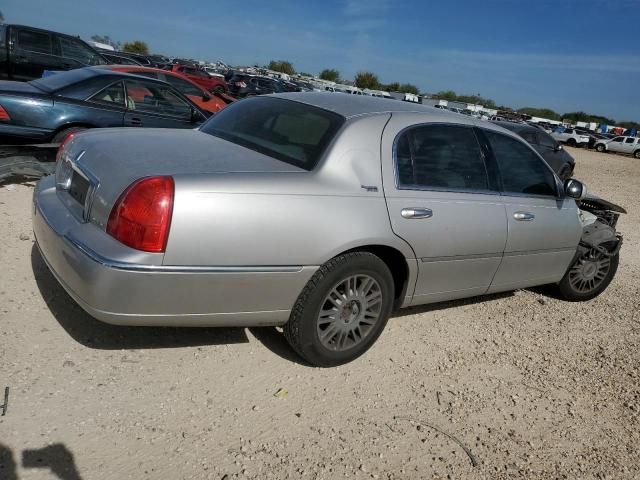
[199,97,345,170]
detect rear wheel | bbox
[284,252,394,367]
[595,144,606,153]
[51,126,87,144]
[556,248,619,301]
[567,138,577,147]
[634,150,640,159]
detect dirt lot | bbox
[1,147,639,479]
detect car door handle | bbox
[127,117,143,127]
[513,211,535,221]
[401,208,433,219]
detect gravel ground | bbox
[1,147,639,479]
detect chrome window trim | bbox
[84,79,127,108]
[391,121,499,196]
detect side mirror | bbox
[564,178,587,200]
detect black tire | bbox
[51,126,87,144]
[284,252,394,367]
[555,249,619,302]
[634,150,640,159]
[595,144,606,153]
[567,138,577,147]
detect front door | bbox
[478,129,582,292]
[381,117,508,305]
[607,136,625,153]
[11,27,59,80]
[123,79,199,129]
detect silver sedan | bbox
[33,93,624,366]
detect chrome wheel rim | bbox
[568,249,611,293]
[316,274,382,351]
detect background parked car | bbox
[226,74,286,97]
[551,127,590,147]
[166,64,227,93]
[101,52,142,66]
[0,24,108,81]
[102,65,229,113]
[595,136,640,158]
[0,67,208,144]
[492,121,576,179]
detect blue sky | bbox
[3,0,640,120]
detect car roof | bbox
[271,92,474,120]
[491,120,540,134]
[30,66,172,92]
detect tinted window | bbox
[200,97,345,171]
[612,137,623,142]
[58,37,104,65]
[124,80,192,119]
[538,131,556,148]
[88,81,125,107]
[396,125,489,191]
[624,137,634,144]
[520,131,537,144]
[164,74,203,96]
[17,29,52,54]
[484,130,556,197]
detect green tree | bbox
[399,83,419,95]
[354,71,380,89]
[122,41,150,55]
[383,82,400,92]
[518,107,561,121]
[268,60,295,75]
[319,68,340,82]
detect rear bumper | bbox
[33,176,316,327]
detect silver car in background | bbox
[33,94,624,366]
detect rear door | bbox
[123,78,200,129]
[11,27,59,80]
[620,137,636,154]
[480,128,581,292]
[381,117,507,305]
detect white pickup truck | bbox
[595,136,640,158]
[551,127,590,147]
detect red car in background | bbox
[102,66,231,114]
[167,64,228,93]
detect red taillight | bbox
[107,176,174,253]
[0,105,10,121]
[55,132,75,162]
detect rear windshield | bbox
[199,97,345,170]
[29,68,98,92]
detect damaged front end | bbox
[577,195,625,259]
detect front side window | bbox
[624,137,635,144]
[124,80,192,119]
[199,97,345,171]
[17,29,53,54]
[612,137,623,142]
[484,130,557,197]
[58,36,104,65]
[395,125,489,191]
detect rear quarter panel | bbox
[163,114,416,267]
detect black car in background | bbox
[0,24,108,81]
[226,73,287,97]
[0,67,208,144]
[492,121,576,180]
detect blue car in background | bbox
[0,67,209,144]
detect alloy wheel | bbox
[567,249,612,294]
[316,274,382,351]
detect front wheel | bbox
[556,249,619,301]
[634,150,640,159]
[284,252,394,367]
[595,144,606,153]
[567,138,577,147]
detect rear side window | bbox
[484,130,557,197]
[88,81,125,107]
[17,29,53,54]
[124,79,192,119]
[395,125,489,191]
[200,97,345,170]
